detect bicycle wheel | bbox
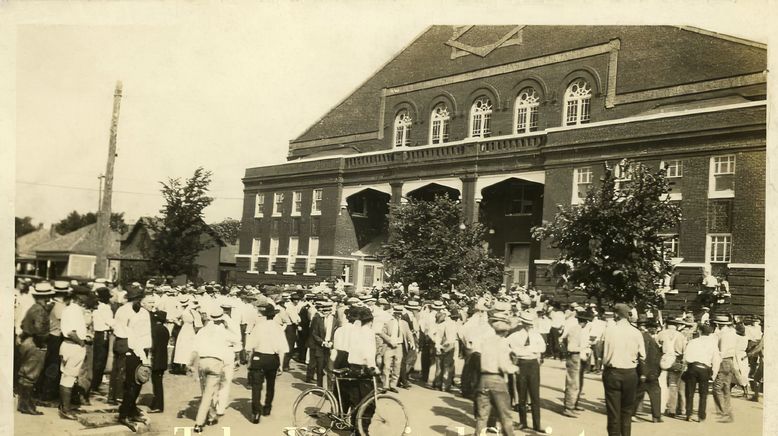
[356,394,409,436]
[292,388,338,435]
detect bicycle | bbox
[292,367,409,436]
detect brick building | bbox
[237,26,766,314]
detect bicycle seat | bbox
[328,368,349,376]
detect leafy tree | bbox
[210,218,241,245]
[532,160,682,309]
[54,210,128,234]
[15,216,42,239]
[381,195,504,296]
[148,167,215,278]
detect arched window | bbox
[393,110,412,147]
[515,87,539,133]
[429,103,450,144]
[470,97,492,138]
[563,79,592,126]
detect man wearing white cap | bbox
[508,310,547,431]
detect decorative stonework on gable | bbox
[445,25,525,59]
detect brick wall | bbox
[732,150,766,264]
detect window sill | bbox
[505,213,533,217]
[708,190,734,199]
[310,211,322,216]
[272,213,283,218]
[351,213,368,218]
[282,272,296,276]
[246,270,259,274]
[264,271,278,275]
[291,212,301,217]
[303,272,317,276]
[661,193,683,201]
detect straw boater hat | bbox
[209,306,224,321]
[393,304,405,314]
[31,282,55,297]
[519,311,536,325]
[431,300,445,310]
[575,310,593,322]
[406,300,421,311]
[713,315,732,325]
[53,280,71,294]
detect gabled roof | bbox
[16,226,60,258]
[293,25,766,145]
[123,216,226,247]
[34,223,121,256]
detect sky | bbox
[8,0,771,228]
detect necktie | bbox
[524,333,530,347]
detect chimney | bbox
[50,225,58,238]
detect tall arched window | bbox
[429,103,450,144]
[563,79,592,126]
[393,110,412,147]
[515,87,539,133]
[470,97,492,138]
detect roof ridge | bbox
[676,26,766,49]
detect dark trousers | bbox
[90,331,110,393]
[420,334,433,383]
[119,351,143,419]
[684,364,712,420]
[433,349,455,390]
[150,370,165,411]
[306,348,329,387]
[239,324,247,364]
[249,352,280,414]
[634,377,661,419]
[517,359,542,430]
[109,338,128,401]
[398,344,414,386]
[347,364,375,428]
[577,356,586,407]
[37,334,62,399]
[297,329,309,362]
[548,328,562,358]
[282,325,297,370]
[603,367,638,436]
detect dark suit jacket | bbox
[151,321,170,372]
[308,313,337,355]
[639,330,662,381]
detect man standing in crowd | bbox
[473,310,518,436]
[58,286,90,420]
[633,315,662,423]
[280,294,301,371]
[382,304,414,393]
[118,288,154,431]
[656,317,688,418]
[16,282,54,416]
[307,301,336,387]
[149,309,170,413]
[713,314,738,423]
[246,302,287,423]
[215,302,242,419]
[602,303,645,436]
[398,300,421,388]
[90,287,114,397]
[109,283,138,404]
[38,281,70,402]
[431,307,457,392]
[509,310,547,432]
[683,324,720,423]
[562,309,590,418]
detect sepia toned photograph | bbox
[3,2,771,436]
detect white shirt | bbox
[347,324,377,368]
[113,302,134,339]
[92,302,115,332]
[61,304,88,341]
[508,328,546,360]
[324,314,335,344]
[246,318,289,355]
[194,321,238,363]
[127,308,152,362]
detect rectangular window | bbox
[431,119,450,144]
[254,193,264,218]
[708,234,732,263]
[516,107,527,132]
[342,264,351,284]
[290,218,301,236]
[273,192,284,216]
[250,238,261,271]
[709,155,735,198]
[506,185,539,215]
[566,100,578,126]
[306,237,319,274]
[472,114,482,137]
[287,237,299,273]
[580,99,591,123]
[292,191,302,216]
[310,217,321,237]
[267,237,279,272]
[663,160,683,178]
[660,234,680,259]
[572,167,593,204]
[312,189,323,215]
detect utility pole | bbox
[97,174,105,212]
[95,81,122,278]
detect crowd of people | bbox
[12,276,764,435]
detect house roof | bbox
[16,226,60,259]
[34,223,121,256]
[293,25,766,145]
[354,234,388,259]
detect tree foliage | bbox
[148,167,215,278]
[381,195,504,296]
[210,218,241,245]
[532,160,682,309]
[54,210,128,234]
[15,216,42,239]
